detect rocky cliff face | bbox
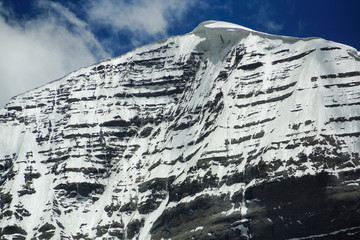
[0,21,360,240]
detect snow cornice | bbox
[192,20,320,46]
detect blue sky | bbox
[0,0,359,107]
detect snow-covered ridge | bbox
[0,21,360,240]
[7,21,357,104]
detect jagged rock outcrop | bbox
[0,21,360,239]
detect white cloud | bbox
[87,0,196,44]
[0,2,109,108]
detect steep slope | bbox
[1,21,360,239]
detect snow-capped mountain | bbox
[1,21,360,239]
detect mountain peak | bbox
[1,20,360,240]
[191,21,259,53]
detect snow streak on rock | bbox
[0,21,360,239]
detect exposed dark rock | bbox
[234,117,275,129]
[244,172,360,239]
[1,225,27,235]
[324,81,360,89]
[320,71,360,79]
[72,233,91,240]
[168,177,203,202]
[235,91,293,108]
[140,126,153,138]
[127,219,144,239]
[138,177,175,193]
[120,202,137,213]
[0,192,12,209]
[18,188,36,196]
[100,119,129,127]
[274,49,289,54]
[238,62,264,70]
[24,172,41,182]
[7,106,23,111]
[54,182,105,197]
[320,47,341,51]
[38,223,56,233]
[272,49,316,65]
[151,194,235,240]
[138,197,163,214]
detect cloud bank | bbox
[86,0,197,50]
[87,0,194,35]
[0,2,109,107]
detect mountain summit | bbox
[1,21,360,239]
